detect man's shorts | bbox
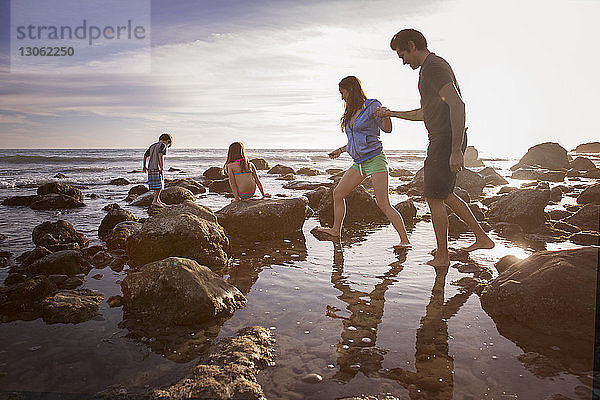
[148,170,164,190]
[423,133,467,200]
[351,152,388,176]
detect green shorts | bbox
[351,152,388,176]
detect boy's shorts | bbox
[351,152,388,176]
[423,132,467,199]
[148,170,164,190]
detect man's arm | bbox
[375,107,424,121]
[438,82,465,173]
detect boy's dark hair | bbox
[159,132,173,147]
[390,29,427,51]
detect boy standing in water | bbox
[142,132,173,207]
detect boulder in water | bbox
[98,206,138,239]
[203,166,227,180]
[125,184,149,202]
[564,204,599,231]
[268,164,295,175]
[317,185,387,226]
[296,167,322,176]
[106,220,143,250]
[165,178,206,194]
[32,220,88,248]
[1,195,38,207]
[511,168,566,182]
[41,289,103,324]
[30,194,86,210]
[131,186,195,206]
[216,197,309,241]
[455,169,486,197]
[121,257,245,325]
[393,199,417,223]
[573,142,600,153]
[303,187,328,210]
[479,167,509,186]
[464,146,484,167]
[109,178,130,185]
[250,158,270,170]
[570,156,596,171]
[577,183,600,205]
[37,182,83,202]
[510,142,570,171]
[208,179,232,194]
[486,188,550,230]
[22,250,91,276]
[276,173,296,181]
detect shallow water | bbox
[0,149,597,399]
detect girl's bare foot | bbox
[312,226,341,238]
[426,254,450,267]
[393,242,412,250]
[462,237,495,252]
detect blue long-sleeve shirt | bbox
[345,99,390,164]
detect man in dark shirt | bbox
[376,29,494,267]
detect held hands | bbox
[449,150,464,173]
[142,166,147,173]
[374,106,392,118]
[328,148,342,159]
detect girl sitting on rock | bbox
[224,142,271,201]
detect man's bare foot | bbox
[426,255,450,267]
[462,237,495,252]
[311,226,341,238]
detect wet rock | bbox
[30,194,86,210]
[573,142,600,153]
[326,168,344,175]
[480,247,597,342]
[486,188,550,230]
[24,250,91,276]
[494,255,521,274]
[152,326,273,400]
[566,168,581,178]
[168,167,181,172]
[16,246,52,268]
[577,183,600,205]
[479,167,508,186]
[109,178,130,185]
[32,220,89,249]
[303,187,329,210]
[549,187,562,202]
[98,207,138,239]
[250,158,270,170]
[268,164,295,175]
[127,201,228,269]
[132,186,196,206]
[565,204,582,213]
[551,221,579,234]
[296,167,322,176]
[497,186,517,194]
[448,213,469,235]
[569,232,599,246]
[91,251,115,268]
[165,178,205,194]
[5,273,27,286]
[301,373,323,383]
[54,173,68,179]
[548,208,572,221]
[216,197,309,241]
[128,169,142,174]
[276,173,296,181]
[203,166,227,180]
[106,221,143,251]
[124,184,149,202]
[81,245,105,259]
[46,242,80,252]
[208,179,232,194]
[564,204,599,231]
[121,257,245,325]
[583,168,600,178]
[283,181,326,190]
[389,168,413,177]
[37,182,83,202]
[317,185,387,226]
[0,276,57,320]
[511,168,566,182]
[1,195,38,207]
[570,156,596,171]
[464,146,484,167]
[493,222,524,238]
[393,199,417,223]
[107,295,123,308]
[455,169,486,197]
[510,142,570,171]
[41,289,103,324]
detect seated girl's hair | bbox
[224,142,251,173]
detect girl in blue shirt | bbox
[314,76,410,249]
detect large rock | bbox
[203,166,227,180]
[464,146,484,167]
[480,247,597,343]
[32,220,89,248]
[208,179,232,194]
[98,207,138,239]
[109,178,130,186]
[250,158,270,170]
[510,142,570,171]
[41,289,103,324]
[131,186,195,206]
[564,204,599,231]
[486,188,551,230]
[106,221,143,250]
[479,167,508,186]
[37,182,83,203]
[23,250,91,276]
[268,164,295,175]
[573,142,600,153]
[303,187,328,210]
[317,185,387,226]
[0,276,58,320]
[121,257,245,325]
[30,194,86,210]
[165,178,206,194]
[125,184,149,202]
[2,195,38,207]
[577,183,600,205]
[455,169,486,197]
[216,197,309,241]
[152,326,273,400]
[570,156,596,171]
[511,168,566,182]
[127,201,228,269]
[389,168,413,177]
[583,168,600,178]
[296,167,322,176]
[393,199,417,223]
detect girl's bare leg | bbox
[371,171,410,247]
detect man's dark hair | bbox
[159,132,173,147]
[390,29,427,51]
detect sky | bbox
[0,0,598,156]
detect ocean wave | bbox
[0,155,137,164]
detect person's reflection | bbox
[379,265,473,399]
[327,242,407,382]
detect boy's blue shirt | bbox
[345,99,390,164]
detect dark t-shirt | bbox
[418,53,461,138]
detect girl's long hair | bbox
[339,76,367,132]
[224,142,251,173]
